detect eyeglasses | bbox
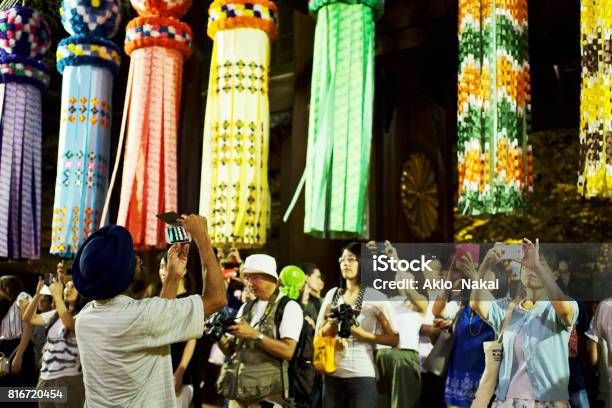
[338,257,358,264]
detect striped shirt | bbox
[0,292,31,340]
[39,310,81,380]
[75,295,205,408]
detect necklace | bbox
[520,299,536,311]
[468,309,484,337]
[335,287,365,310]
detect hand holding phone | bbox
[455,244,480,264]
[166,243,190,279]
[157,212,192,244]
[500,244,524,261]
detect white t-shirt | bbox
[235,293,304,341]
[39,310,81,380]
[0,291,31,340]
[315,287,398,378]
[75,295,205,408]
[378,296,423,351]
[587,299,612,403]
[590,300,612,362]
[419,295,461,369]
[418,301,436,368]
[441,300,461,320]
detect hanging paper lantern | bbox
[0,6,51,260]
[579,0,612,198]
[50,0,122,258]
[199,0,277,248]
[111,0,192,249]
[284,0,383,239]
[457,0,533,215]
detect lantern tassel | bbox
[117,47,182,247]
[0,6,50,259]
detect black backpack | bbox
[274,297,315,406]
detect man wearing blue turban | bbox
[73,215,227,407]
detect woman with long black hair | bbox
[315,242,399,408]
[23,270,89,408]
[158,250,202,408]
[432,245,503,408]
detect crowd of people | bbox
[0,215,610,408]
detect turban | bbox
[72,225,135,300]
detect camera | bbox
[329,303,360,338]
[205,309,236,342]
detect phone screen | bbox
[165,225,191,244]
[44,273,54,286]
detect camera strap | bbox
[332,287,366,312]
[249,288,280,329]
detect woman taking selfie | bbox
[23,268,89,408]
[432,246,498,408]
[374,241,429,408]
[315,242,399,408]
[471,239,578,408]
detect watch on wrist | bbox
[254,333,264,344]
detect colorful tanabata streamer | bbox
[291,0,382,238]
[51,0,122,258]
[579,0,612,198]
[457,0,534,215]
[199,0,277,248]
[0,6,50,259]
[109,0,192,249]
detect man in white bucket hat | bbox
[216,254,304,408]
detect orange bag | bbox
[312,331,336,374]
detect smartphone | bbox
[165,225,191,244]
[455,244,480,263]
[44,273,55,286]
[156,212,180,225]
[500,245,524,261]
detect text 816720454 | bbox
[0,387,67,403]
